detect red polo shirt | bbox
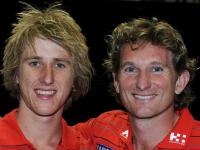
[76,108,200,150]
[0,109,93,150]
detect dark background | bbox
[0,0,200,125]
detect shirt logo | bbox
[120,130,129,139]
[97,144,112,150]
[169,132,187,145]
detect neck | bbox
[16,102,63,149]
[129,107,179,150]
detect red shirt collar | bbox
[0,109,80,149]
[112,108,194,149]
[158,108,194,149]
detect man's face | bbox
[16,37,74,116]
[113,43,189,119]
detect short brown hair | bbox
[104,17,198,110]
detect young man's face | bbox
[16,37,74,116]
[113,43,189,119]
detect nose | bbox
[40,64,54,85]
[136,71,151,90]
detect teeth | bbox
[134,95,154,100]
[36,90,55,95]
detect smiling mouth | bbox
[35,90,56,96]
[133,94,156,100]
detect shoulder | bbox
[185,116,200,148]
[95,110,128,121]
[180,108,200,137]
[184,119,200,149]
[0,110,17,130]
[77,110,130,149]
[85,110,129,134]
[74,110,128,134]
[95,110,128,125]
[191,119,200,136]
[61,119,95,150]
[0,110,23,144]
[80,110,128,129]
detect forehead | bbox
[120,43,173,65]
[21,37,71,59]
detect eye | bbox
[29,61,41,68]
[55,63,66,69]
[151,66,163,73]
[123,65,137,74]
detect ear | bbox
[112,72,119,93]
[175,70,190,94]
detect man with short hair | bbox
[76,17,200,150]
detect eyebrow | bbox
[54,58,72,64]
[120,61,134,68]
[22,56,41,62]
[150,61,169,68]
[23,56,72,64]
[120,60,167,68]
[150,61,163,65]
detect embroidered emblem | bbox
[120,130,129,139]
[97,144,112,150]
[169,132,187,145]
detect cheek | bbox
[18,65,36,81]
[119,76,133,91]
[58,77,74,100]
[153,75,176,92]
[19,76,34,91]
[57,73,74,89]
[18,70,32,84]
[18,71,39,95]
